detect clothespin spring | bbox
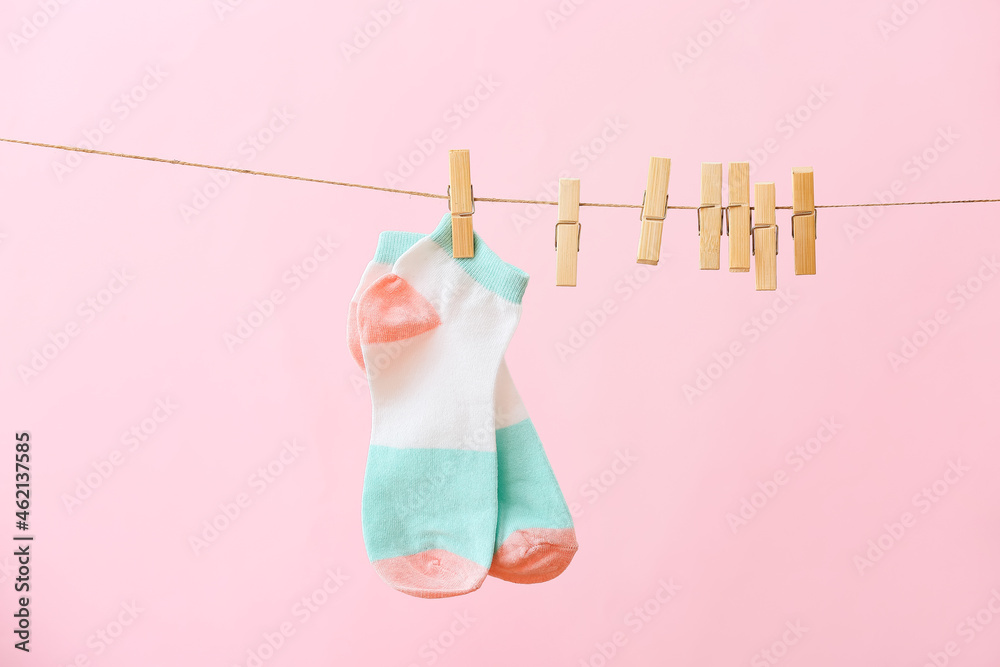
[697,204,723,236]
[724,204,751,236]
[638,190,668,222]
[554,221,581,251]
[446,184,475,215]
[790,209,818,239]
[751,223,779,256]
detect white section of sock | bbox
[361,238,523,452]
[495,361,530,429]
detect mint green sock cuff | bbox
[428,212,529,304]
[373,231,424,264]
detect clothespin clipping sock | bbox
[636,157,671,265]
[792,167,817,275]
[448,149,475,258]
[752,182,778,291]
[698,162,723,269]
[555,178,581,287]
[727,162,751,272]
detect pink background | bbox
[2,0,1000,664]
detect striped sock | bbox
[347,215,577,590]
[354,214,527,598]
[490,361,578,584]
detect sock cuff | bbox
[428,213,529,304]
[373,231,425,264]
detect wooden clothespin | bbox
[448,149,475,258]
[752,182,778,291]
[727,162,751,272]
[791,167,817,275]
[636,157,671,265]
[698,162,723,269]
[555,178,581,287]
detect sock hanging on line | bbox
[355,214,527,598]
[348,216,577,588]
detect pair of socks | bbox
[347,213,578,598]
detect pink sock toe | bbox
[489,528,578,584]
[372,549,488,598]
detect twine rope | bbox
[2,137,997,211]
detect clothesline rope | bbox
[2,136,998,211]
